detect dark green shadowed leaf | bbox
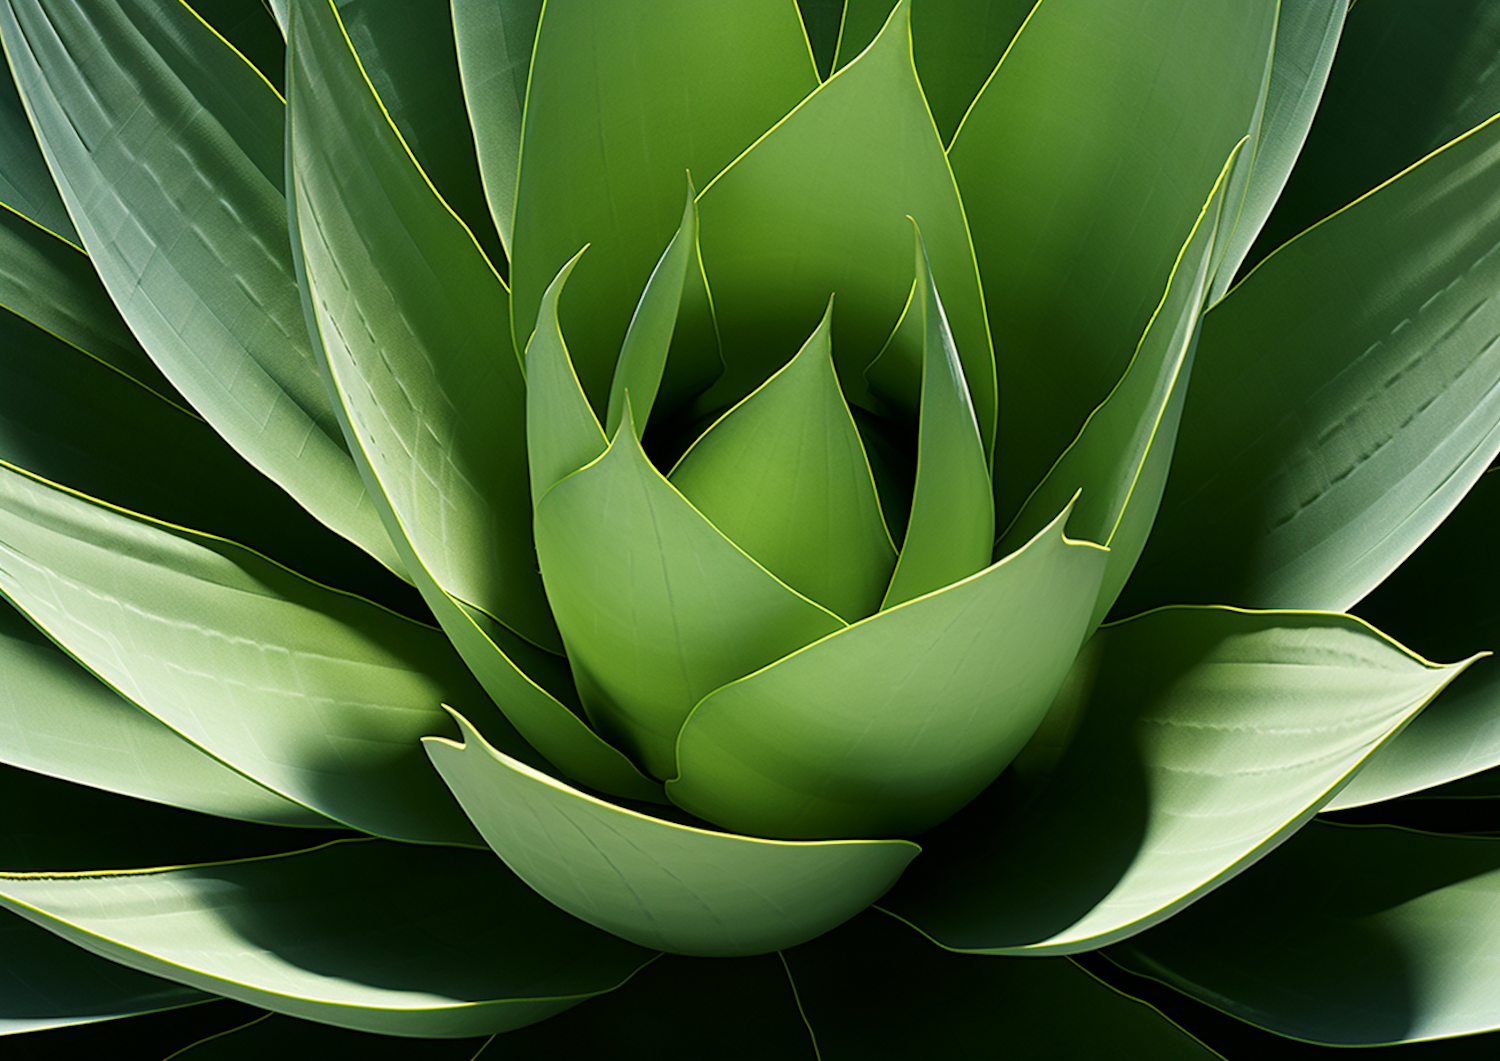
[512,0,817,400]
[670,299,896,622]
[951,0,1276,526]
[534,409,846,779]
[0,309,411,613]
[451,0,541,257]
[1248,0,1500,274]
[696,0,996,453]
[783,913,1218,1060]
[168,1013,487,1059]
[331,0,504,266]
[0,461,526,846]
[913,0,1035,145]
[999,140,1242,630]
[289,0,557,651]
[798,0,842,79]
[0,56,77,242]
[1110,824,1500,1046]
[0,840,655,1039]
[879,227,994,609]
[0,0,401,576]
[2,908,207,1036]
[0,597,326,828]
[187,0,286,92]
[668,502,1105,840]
[1121,112,1500,616]
[426,712,918,957]
[881,607,1474,954]
[1337,469,1500,808]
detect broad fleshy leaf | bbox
[0,59,76,241]
[668,502,1106,840]
[1123,111,1500,614]
[880,607,1475,954]
[0,0,400,575]
[426,712,919,957]
[952,0,1277,522]
[1110,824,1500,1046]
[534,410,846,779]
[670,299,896,621]
[0,840,655,1038]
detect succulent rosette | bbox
[4,0,1500,1056]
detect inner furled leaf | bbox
[534,411,846,780]
[695,0,996,455]
[1119,111,1500,616]
[670,300,896,622]
[0,461,537,846]
[880,228,994,610]
[950,0,1276,527]
[289,0,555,650]
[511,0,817,404]
[0,0,401,576]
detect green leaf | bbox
[534,410,846,779]
[188,0,287,93]
[1249,0,1500,272]
[0,59,77,242]
[0,840,655,1038]
[426,712,919,957]
[880,607,1475,954]
[0,461,518,846]
[0,309,407,611]
[1110,824,1500,1046]
[1121,111,1500,615]
[797,0,842,79]
[0,0,402,576]
[912,0,1034,146]
[1206,0,1346,301]
[696,0,996,455]
[287,0,556,650]
[1335,469,1500,808]
[0,909,207,1035]
[951,0,1277,524]
[998,139,1242,629]
[878,227,995,609]
[511,0,817,401]
[670,299,896,621]
[0,598,325,828]
[669,501,1105,839]
[782,913,1219,1060]
[331,0,503,267]
[450,0,541,257]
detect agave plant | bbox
[4,0,1500,1056]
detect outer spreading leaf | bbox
[670,299,896,621]
[697,0,996,453]
[0,840,655,1038]
[0,461,514,845]
[881,607,1475,954]
[511,0,817,400]
[0,59,76,241]
[951,0,1277,522]
[1110,825,1500,1046]
[427,712,919,957]
[0,0,399,575]
[534,412,846,779]
[669,503,1106,840]
[1122,112,1500,614]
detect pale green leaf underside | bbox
[427,712,919,957]
[1111,825,1500,1046]
[0,598,324,827]
[669,501,1105,840]
[1125,110,1500,614]
[534,415,846,780]
[697,0,996,452]
[0,462,492,846]
[671,299,895,621]
[289,0,556,651]
[0,908,206,1036]
[0,0,400,575]
[881,607,1474,955]
[0,840,654,1038]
